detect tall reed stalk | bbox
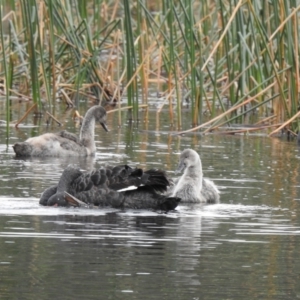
[0,4,11,140]
[1,0,300,132]
[123,0,138,120]
[21,0,41,105]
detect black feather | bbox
[40,164,180,211]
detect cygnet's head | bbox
[175,149,201,174]
[94,106,109,132]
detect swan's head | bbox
[95,106,109,132]
[47,192,67,206]
[85,105,108,131]
[175,149,201,174]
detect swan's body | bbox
[39,165,180,211]
[170,149,220,203]
[13,106,108,157]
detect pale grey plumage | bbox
[170,149,220,203]
[13,106,108,157]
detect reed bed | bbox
[0,0,300,135]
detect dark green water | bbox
[1,103,300,299]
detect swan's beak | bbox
[64,192,90,208]
[100,122,109,132]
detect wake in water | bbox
[0,196,282,218]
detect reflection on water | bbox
[1,106,300,299]
[0,204,298,299]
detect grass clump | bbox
[0,0,300,135]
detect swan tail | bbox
[12,142,33,157]
[156,196,181,211]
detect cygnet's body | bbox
[13,106,108,157]
[39,164,180,211]
[171,149,220,203]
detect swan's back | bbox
[13,105,108,157]
[40,164,180,211]
[201,178,220,203]
[17,133,88,157]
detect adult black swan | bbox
[39,164,181,211]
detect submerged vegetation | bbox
[1,0,300,135]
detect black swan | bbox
[13,106,108,157]
[39,164,181,211]
[170,149,220,203]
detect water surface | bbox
[0,104,300,299]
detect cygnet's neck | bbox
[184,156,203,181]
[80,111,96,152]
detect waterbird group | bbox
[12,105,220,209]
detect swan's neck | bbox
[171,156,203,201]
[184,157,202,181]
[57,169,79,192]
[80,113,96,153]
